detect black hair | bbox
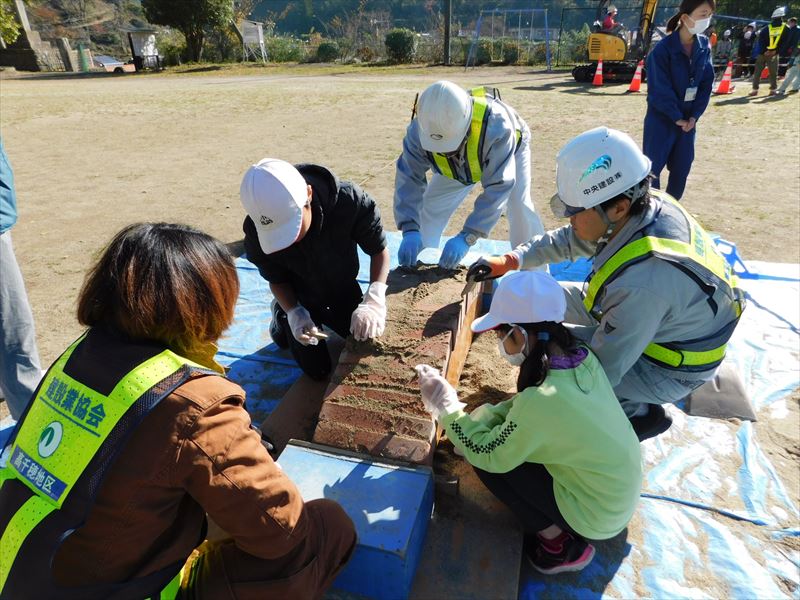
[598,178,652,216]
[666,0,716,33]
[497,322,581,391]
[78,222,239,355]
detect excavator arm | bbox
[632,0,659,59]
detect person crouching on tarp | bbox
[415,271,641,575]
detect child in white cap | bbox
[240,159,390,380]
[415,271,641,575]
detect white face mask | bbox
[744,30,753,39]
[498,327,528,366]
[686,15,712,35]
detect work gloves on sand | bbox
[415,364,466,421]
[466,253,520,282]
[398,231,423,267]
[286,304,324,346]
[438,232,471,270]
[350,282,388,341]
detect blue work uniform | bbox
[643,32,714,200]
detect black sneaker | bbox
[630,404,672,442]
[525,531,596,575]
[269,299,289,349]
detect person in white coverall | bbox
[394,80,544,270]
[467,127,745,442]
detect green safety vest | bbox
[768,23,786,50]
[427,87,520,185]
[583,191,745,372]
[0,331,217,599]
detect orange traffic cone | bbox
[626,60,644,92]
[712,61,735,94]
[760,65,769,80]
[592,58,604,86]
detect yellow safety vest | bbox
[427,87,521,185]
[0,331,216,599]
[768,23,786,50]
[583,191,745,371]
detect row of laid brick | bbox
[312,269,484,465]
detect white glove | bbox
[414,364,466,421]
[350,282,388,341]
[286,304,322,346]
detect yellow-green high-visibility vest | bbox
[582,191,746,372]
[768,23,786,50]
[427,87,521,185]
[0,330,218,599]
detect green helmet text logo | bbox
[38,421,63,458]
[580,154,613,182]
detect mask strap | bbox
[504,325,529,357]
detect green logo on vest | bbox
[38,421,63,458]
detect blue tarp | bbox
[215,231,524,428]
[219,232,799,599]
[1,232,796,599]
[519,260,800,599]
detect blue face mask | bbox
[498,327,528,366]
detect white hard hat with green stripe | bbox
[549,127,652,219]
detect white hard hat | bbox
[471,271,567,332]
[240,159,308,254]
[723,29,731,36]
[607,5,617,13]
[550,127,651,218]
[772,6,787,18]
[416,80,472,154]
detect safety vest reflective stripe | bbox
[583,192,742,369]
[431,87,491,184]
[8,339,201,510]
[0,495,56,591]
[642,342,727,369]
[768,24,785,50]
[429,87,523,185]
[0,333,210,597]
[152,566,184,600]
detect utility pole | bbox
[443,0,452,65]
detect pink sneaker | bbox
[748,90,758,97]
[527,531,596,575]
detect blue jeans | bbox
[0,231,43,419]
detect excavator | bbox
[572,0,659,82]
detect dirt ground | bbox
[0,64,798,372]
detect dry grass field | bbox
[1,64,798,368]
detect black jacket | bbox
[757,22,793,56]
[243,164,386,312]
[782,26,799,58]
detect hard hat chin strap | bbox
[594,205,618,246]
[593,180,648,250]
